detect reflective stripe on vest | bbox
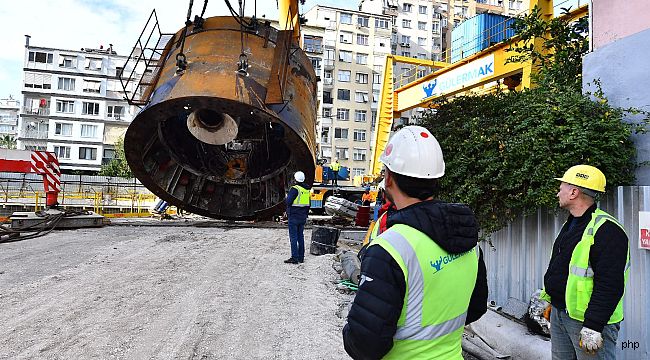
[369,211,387,243]
[372,225,478,359]
[565,208,630,324]
[291,185,310,207]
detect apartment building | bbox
[304,6,393,183]
[0,97,20,139]
[18,36,137,173]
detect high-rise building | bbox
[304,5,393,183]
[17,36,138,173]
[0,97,20,139]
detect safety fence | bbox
[0,172,162,219]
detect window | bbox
[340,13,352,24]
[115,67,124,77]
[80,124,98,138]
[337,108,350,121]
[418,21,426,30]
[355,73,368,84]
[323,70,333,85]
[357,16,369,27]
[85,57,102,70]
[353,148,367,160]
[58,55,75,68]
[335,147,349,160]
[353,129,367,142]
[309,57,322,74]
[55,100,75,114]
[82,102,99,115]
[54,122,73,136]
[402,19,411,28]
[356,53,368,65]
[103,148,116,160]
[323,91,333,104]
[79,147,97,160]
[334,128,349,139]
[339,31,353,44]
[303,35,323,53]
[432,22,440,33]
[355,91,369,103]
[28,51,53,64]
[356,34,369,46]
[354,110,367,122]
[419,5,427,14]
[401,35,411,43]
[352,168,365,177]
[401,51,411,57]
[373,72,381,84]
[338,50,352,63]
[402,3,413,12]
[107,105,125,119]
[417,69,427,77]
[418,37,427,46]
[373,90,380,103]
[323,107,332,118]
[83,80,101,93]
[375,18,389,29]
[321,146,332,158]
[337,89,350,100]
[24,73,52,89]
[337,70,351,82]
[53,146,71,159]
[57,77,75,91]
[321,126,330,143]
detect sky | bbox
[0,0,355,100]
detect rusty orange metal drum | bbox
[124,16,317,219]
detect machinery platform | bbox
[10,209,106,230]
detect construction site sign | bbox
[638,211,650,250]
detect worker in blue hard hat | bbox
[284,171,311,264]
[343,126,488,359]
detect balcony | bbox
[324,59,335,70]
[322,78,334,88]
[382,6,398,17]
[19,129,48,140]
[476,0,504,13]
[304,44,323,54]
[22,107,50,116]
[323,96,333,105]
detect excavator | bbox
[121,0,317,220]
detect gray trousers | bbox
[551,306,620,360]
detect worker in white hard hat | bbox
[540,165,629,359]
[343,126,488,359]
[284,171,311,264]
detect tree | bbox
[417,8,647,235]
[0,135,16,149]
[99,137,134,178]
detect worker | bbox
[541,165,629,359]
[284,171,311,264]
[343,126,488,359]
[330,158,341,186]
[361,186,373,206]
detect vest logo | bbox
[430,250,471,274]
[576,173,589,179]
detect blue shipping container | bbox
[450,13,516,63]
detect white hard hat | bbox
[294,171,305,182]
[379,126,445,179]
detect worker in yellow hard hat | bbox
[343,126,488,359]
[329,158,341,186]
[540,165,630,359]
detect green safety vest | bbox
[370,224,479,359]
[331,162,341,171]
[541,208,630,324]
[291,185,310,207]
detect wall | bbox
[483,186,650,360]
[592,0,650,50]
[582,28,650,185]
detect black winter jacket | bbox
[343,200,488,359]
[543,204,628,332]
[285,182,311,223]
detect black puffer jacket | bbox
[343,200,488,360]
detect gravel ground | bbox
[0,225,354,359]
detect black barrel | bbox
[310,226,340,255]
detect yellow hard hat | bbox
[555,165,606,193]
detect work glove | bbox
[579,327,603,354]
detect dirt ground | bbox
[0,224,354,359]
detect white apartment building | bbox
[0,97,20,138]
[18,36,137,173]
[304,5,393,183]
